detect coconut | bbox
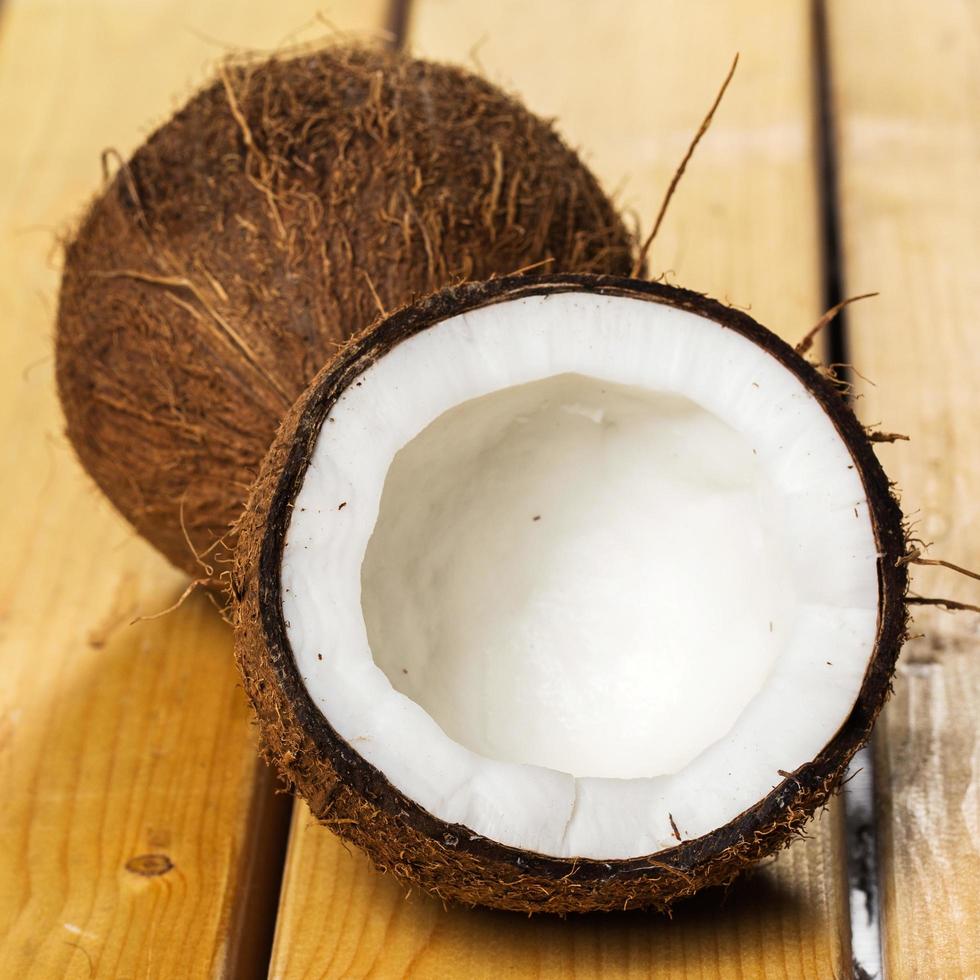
[56,46,633,577]
[232,273,908,913]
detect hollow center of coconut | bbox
[362,374,793,780]
[282,291,880,859]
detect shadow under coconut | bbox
[418,861,819,976]
[287,796,844,977]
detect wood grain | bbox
[272,803,848,980]
[269,3,854,977]
[875,653,980,979]
[0,2,387,977]
[827,1,980,976]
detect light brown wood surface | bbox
[828,1,980,977]
[408,0,824,335]
[0,2,387,978]
[272,803,848,980]
[268,3,854,978]
[4,0,975,977]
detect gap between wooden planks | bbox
[268,2,855,977]
[0,2,389,978]
[828,1,980,976]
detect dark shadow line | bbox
[812,5,884,979]
[386,0,412,51]
[813,0,849,371]
[227,767,295,980]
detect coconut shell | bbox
[56,46,634,577]
[233,273,909,914]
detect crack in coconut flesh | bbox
[234,275,907,912]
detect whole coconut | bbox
[57,45,634,577]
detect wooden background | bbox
[0,1,976,977]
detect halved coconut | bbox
[233,274,908,913]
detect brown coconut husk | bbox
[56,46,634,577]
[232,273,909,914]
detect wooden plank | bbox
[827,1,980,976]
[0,2,388,978]
[270,3,855,977]
[875,656,979,978]
[272,803,848,980]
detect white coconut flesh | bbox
[282,292,880,860]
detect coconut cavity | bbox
[362,374,797,780]
[280,287,884,862]
[57,46,633,576]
